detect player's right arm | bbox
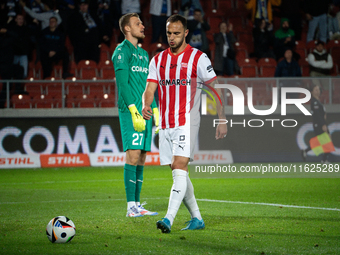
[113,50,145,132]
[142,81,158,120]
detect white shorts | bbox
[159,125,199,165]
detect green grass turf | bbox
[0,164,339,255]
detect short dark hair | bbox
[219,21,227,29]
[49,16,58,22]
[316,40,325,46]
[119,13,140,35]
[166,14,187,30]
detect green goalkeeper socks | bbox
[124,164,137,202]
[135,165,144,203]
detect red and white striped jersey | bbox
[147,45,216,129]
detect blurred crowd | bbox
[0,0,340,84]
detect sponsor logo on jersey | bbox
[131,66,148,73]
[159,79,191,86]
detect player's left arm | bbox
[198,54,227,140]
[209,79,228,140]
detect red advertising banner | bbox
[40,154,90,168]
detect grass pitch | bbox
[0,164,339,255]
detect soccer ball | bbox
[46,216,76,243]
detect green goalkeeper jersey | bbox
[112,39,154,113]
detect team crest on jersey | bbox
[181,63,188,69]
[117,53,124,63]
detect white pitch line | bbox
[0,178,169,186]
[197,198,340,212]
[1,197,339,212]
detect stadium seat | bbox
[45,81,63,98]
[24,82,43,97]
[98,96,115,107]
[208,16,224,34]
[326,39,340,50]
[234,0,247,11]
[306,40,318,53]
[258,66,276,77]
[32,94,54,108]
[98,60,115,79]
[299,58,310,77]
[228,16,245,29]
[146,43,168,58]
[11,94,32,109]
[100,51,110,62]
[76,94,97,108]
[257,58,277,77]
[28,61,42,79]
[66,82,85,98]
[88,83,106,98]
[258,57,276,66]
[238,58,258,77]
[234,41,249,59]
[77,60,98,79]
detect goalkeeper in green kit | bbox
[112,13,159,217]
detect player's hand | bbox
[129,105,146,132]
[215,123,227,140]
[142,105,153,120]
[153,107,159,134]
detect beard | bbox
[169,36,185,51]
[131,30,145,40]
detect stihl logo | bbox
[0,157,34,165]
[40,154,90,168]
[48,156,84,165]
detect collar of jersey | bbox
[124,39,139,53]
[167,44,192,58]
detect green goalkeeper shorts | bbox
[119,111,153,152]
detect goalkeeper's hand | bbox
[128,105,146,132]
[153,107,159,134]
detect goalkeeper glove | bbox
[128,105,145,132]
[153,107,159,134]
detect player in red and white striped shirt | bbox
[142,14,227,233]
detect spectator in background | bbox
[0,0,10,27]
[308,41,333,77]
[121,0,140,16]
[96,0,114,46]
[6,0,21,18]
[274,18,296,61]
[39,17,72,79]
[187,9,210,56]
[150,0,171,43]
[56,0,75,34]
[308,41,333,90]
[275,49,301,77]
[0,27,25,108]
[304,0,331,43]
[180,0,203,20]
[68,0,101,63]
[245,0,281,25]
[275,48,301,99]
[7,14,32,78]
[252,18,275,59]
[279,0,303,41]
[214,21,237,76]
[328,0,340,40]
[19,0,62,30]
